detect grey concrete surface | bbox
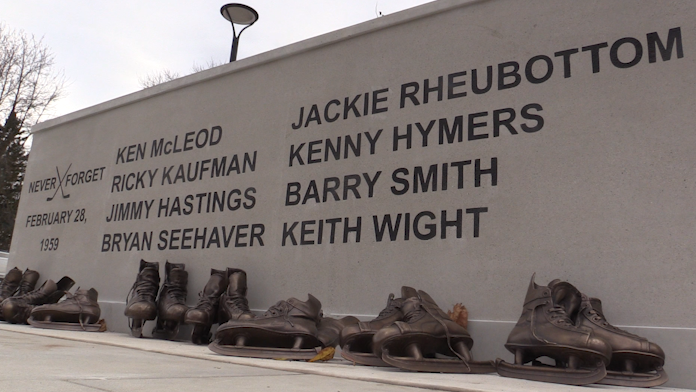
[0,324,688,392]
[0,327,433,392]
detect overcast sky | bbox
[1,0,434,121]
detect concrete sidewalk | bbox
[0,324,686,392]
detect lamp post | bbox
[220,3,259,62]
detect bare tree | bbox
[0,23,65,148]
[0,23,65,249]
[139,59,223,89]
[138,69,181,89]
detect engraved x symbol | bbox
[46,163,72,201]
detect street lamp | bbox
[220,3,259,62]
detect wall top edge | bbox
[30,0,486,134]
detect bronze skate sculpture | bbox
[210,294,327,360]
[577,295,667,387]
[29,288,102,331]
[185,268,229,344]
[373,289,496,373]
[152,261,188,340]
[1,276,75,324]
[124,260,160,337]
[340,286,418,366]
[497,274,611,385]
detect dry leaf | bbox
[308,346,335,362]
[447,303,468,329]
[97,319,108,332]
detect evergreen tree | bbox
[0,112,27,249]
[0,23,64,250]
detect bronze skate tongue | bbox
[401,286,418,299]
[548,280,581,320]
[140,259,159,272]
[286,294,322,322]
[31,279,59,298]
[400,297,427,323]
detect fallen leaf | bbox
[447,303,468,329]
[308,346,335,362]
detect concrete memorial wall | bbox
[9,0,696,387]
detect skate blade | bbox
[28,317,104,332]
[383,349,496,373]
[152,320,180,340]
[598,367,668,387]
[129,319,145,338]
[191,324,212,345]
[341,345,390,367]
[208,339,323,360]
[215,326,324,350]
[496,359,607,385]
[152,328,179,340]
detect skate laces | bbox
[62,289,90,331]
[264,300,295,327]
[194,291,216,312]
[402,303,426,323]
[530,303,574,345]
[21,286,52,303]
[374,294,401,321]
[0,282,16,298]
[546,305,573,326]
[419,300,472,372]
[17,279,35,295]
[225,295,250,312]
[126,274,159,303]
[163,282,186,302]
[586,308,640,337]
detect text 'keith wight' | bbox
[111,152,256,192]
[281,208,488,246]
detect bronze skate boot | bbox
[576,295,667,387]
[29,288,102,331]
[339,286,418,366]
[317,315,359,348]
[0,267,27,301]
[0,267,24,320]
[184,268,228,345]
[217,268,254,323]
[152,261,188,340]
[16,269,41,297]
[124,260,160,337]
[0,268,39,299]
[210,294,325,360]
[497,274,611,385]
[373,289,496,373]
[1,276,75,324]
